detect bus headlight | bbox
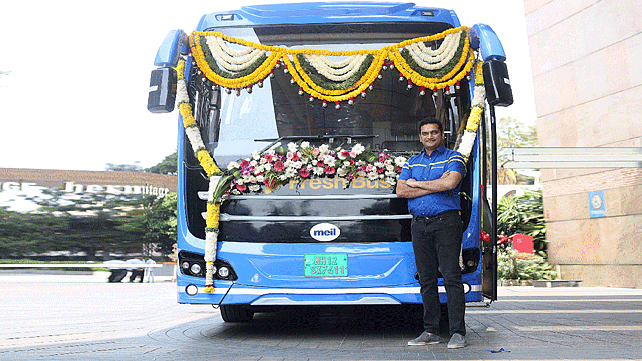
[218,266,230,278]
[463,282,471,294]
[181,261,190,270]
[190,263,202,275]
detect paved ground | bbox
[1,272,642,360]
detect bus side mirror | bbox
[147,67,177,113]
[482,60,513,107]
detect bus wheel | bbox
[220,305,254,322]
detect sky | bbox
[0,0,536,172]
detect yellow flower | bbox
[176,59,185,80]
[206,203,221,229]
[197,149,220,176]
[179,103,196,127]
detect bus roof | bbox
[196,2,460,30]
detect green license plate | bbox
[304,254,348,277]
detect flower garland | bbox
[226,142,407,194]
[455,61,486,160]
[404,31,461,70]
[176,58,225,293]
[187,26,473,104]
[303,53,370,81]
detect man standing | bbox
[396,117,467,349]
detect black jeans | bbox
[411,210,466,336]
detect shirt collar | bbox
[421,144,447,157]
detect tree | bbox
[495,117,538,185]
[142,192,177,256]
[146,152,178,175]
[23,189,149,260]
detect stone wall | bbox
[525,0,642,287]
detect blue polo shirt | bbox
[399,145,467,217]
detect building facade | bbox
[525,0,642,287]
[0,168,177,211]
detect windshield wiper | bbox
[254,135,378,153]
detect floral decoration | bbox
[454,61,486,160]
[226,142,408,194]
[187,26,473,105]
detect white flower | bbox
[252,150,260,160]
[337,167,348,176]
[231,189,241,195]
[357,170,367,177]
[288,142,298,153]
[300,141,310,149]
[227,161,240,170]
[292,161,303,169]
[368,172,379,180]
[236,179,245,185]
[457,131,476,158]
[263,162,272,171]
[386,164,395,172]
[249,184,261,192]
[254,165,264,174]
[313,167,325,176]
[319,144,330,155]
[285,168,297,178]
[250,160,258,167]
[394,156,407,167]
[279,174,288,181]
[176,79,190,104]
[256,174,265,182]
[351,143,365,155]
[323,155,336,165]
[374,161,384,168]
[249,176,257,183]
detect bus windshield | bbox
[204,23,463,168]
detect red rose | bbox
[299,168,310,178]
[324,166,335,175]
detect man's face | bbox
[419,123,444,152]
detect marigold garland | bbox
[188,26,472,101]
[455,61,486,160]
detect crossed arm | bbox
[395,170,463,199]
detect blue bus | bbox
[148,2,512,322]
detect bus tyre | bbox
[220,305,254,322]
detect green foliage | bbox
[497,189,547,256]
[498,248,556,281]
[145,152,178,175]
[494,117,538,185]
[497,116,538,149]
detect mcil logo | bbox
[310,223,341,242]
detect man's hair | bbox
[418,117,443,133]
